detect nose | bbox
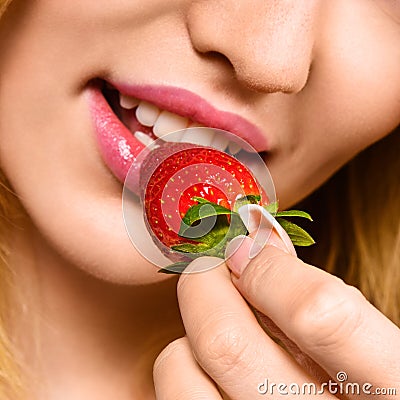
[186,0,318,94]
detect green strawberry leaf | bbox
[173,195,315,275]
[179,203,232,237]
[158,262,190,274]
[171,242,211,253]
[233,195,261,212]
[227,213,248,238]
[263,201,279,215]
[275,210,313,221]
[277,218,315,246]
[175,213,247,259]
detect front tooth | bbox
[153,111,189,138]
[120,94,140,110]
[136,101,161,127]
[211,134,230,152]
[161,130,185,142]
[134,131,155,146]
[181,127,216,146]
[162,121,207,142]
[228,141,242,155]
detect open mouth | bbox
[87,79,268,193]
[102,81,241,154]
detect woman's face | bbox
[0,0,399,283]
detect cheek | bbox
[0,95,163,285]
[0,89,168,285]
[270,1,400,208]
[315,0,400,146]
[0,6,169,285]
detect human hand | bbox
[153,209,400,399]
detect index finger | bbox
[177,258,335,400]
[228,237,400,391]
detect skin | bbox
[0,0,399,398]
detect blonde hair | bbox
[297,129,400,325]
[335,130,399,323]
[0,174,24,400]
[0,0,10,16]
[0,2,27,399]
[0,0,399,397]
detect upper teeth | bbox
[120,94,140,109]
[153,111,188,138]
[211,134,230,152]
[119,93,243,154]
[228,141,242,154]
[181,125,216,147]
[135,101,161,127]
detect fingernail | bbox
[267,227,297,256]
[238,204,296,257]
[225,235,262,277]
[266,229,290,252]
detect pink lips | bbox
[87,81,269,192]
[88,85,145,193]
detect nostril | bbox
[186,0,316,95]
[195,49,236,77]
[215,48,312,95]
[202,51,234,69]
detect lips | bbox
[87,80,269,193]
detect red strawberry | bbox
[140,142,265,255]
[139,142,315,272]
